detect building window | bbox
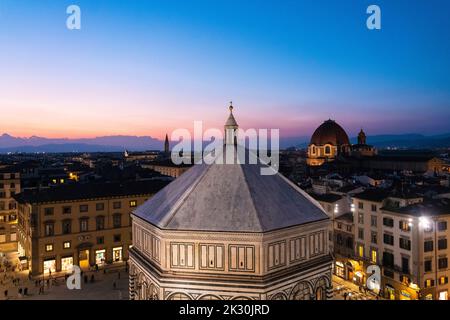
[346,237,353,249]
[399,220,411,232]
[62,206,72,214]
[44,223,54,236]
[358,244,364,258]
[44,207,54,216]
[438,221,447,232]
[62,220,71,234]
[268,241,286,269]
[358,228,364,240]
[425,279,435,288]
[113,201,121,209]
[383,233,394,246]
[45,244,53,252]
[63,241,71,249]
[79,218,89,232]
[424,240,434,252]
[129,200,137,208]
[401,257,409,274]
[199,244,225,270]
[371,204,377,212]
[113,234,121,242]
[383,217,394,227]
[383,252,394,268]
[358,213,364,224]
[371,249,377,263]
[229,245,255,271]
[438,257,448,270]
[346,225,352,232]
[96,203,105,211]
[79,204,88,213]
[113,214,122,228]
[358,202,364,210]
[440,276,449,285]
[399,238,411,251]
[170,242,195,268]
[425,260,433,272]
[96,216,105,230]
[97,236,104,245]
[325,146,331,155]
[438,238,448,250]
[337,223,342,229]
[371,231,377,244]
[370,215,377,227]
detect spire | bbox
[225,101,238,128]
[224,102,238,145]
[164,133,169,153]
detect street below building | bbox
[331,275,382,300]
[0,264,129,300]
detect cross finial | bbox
[229,101,233,113]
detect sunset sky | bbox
[0,0,449,140]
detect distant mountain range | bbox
[0,134,163,153]
[1,132,449,153]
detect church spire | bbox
[164,133,169,153]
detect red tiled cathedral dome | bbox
[310,119,350,146]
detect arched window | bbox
[167,293,191,300]
[140,282,148,300]
[199,295,221,300]
[271,292,287,300]
[147,283,159,300]
[325,146,331,155]
[290,282,311,300]
[232,296,252,300]
[315,277,328,300]
[312,146,316,154]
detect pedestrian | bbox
[113,281,117,290]
[24,288,28,296]
[84,275,88,284]
[4,290,8,298]
[90,275,95,283]
[118,272,121,279]
[343,292,347,300]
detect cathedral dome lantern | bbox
[224,102,239,145]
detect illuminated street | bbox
[0,266,128,300]
[332,275,381,301]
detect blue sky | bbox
[0,0,449,138]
